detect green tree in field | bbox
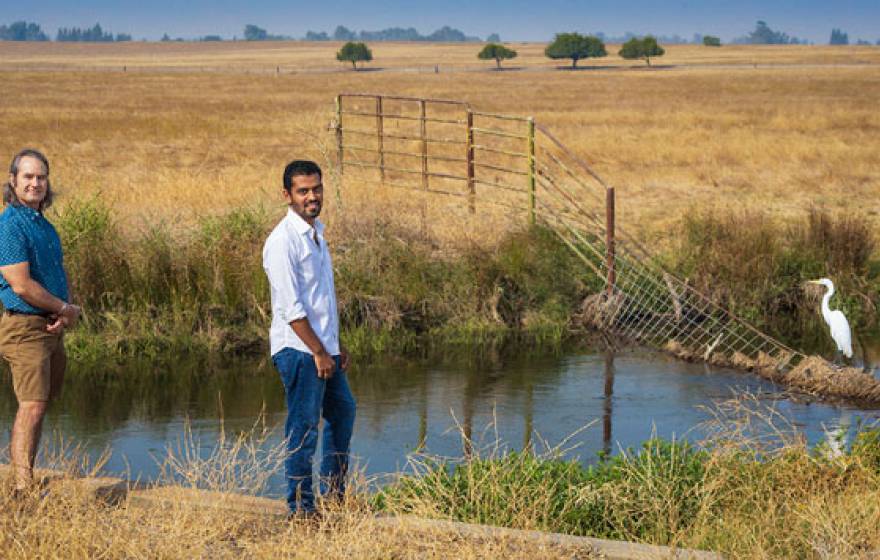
[336,41,373,69]
[478,43,518,69]
[619,36,665,66]
[544,32,606,69]
[702,35,721,47]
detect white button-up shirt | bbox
[262,208,340,357]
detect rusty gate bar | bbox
[335,94,344,208]
[342,110,464,125]
[527,117,536,225]
[338,92,469,106]
[467,109,475,214]
[420,100,428,190]
[376,96,384,183]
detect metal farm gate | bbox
[330,93,805,374]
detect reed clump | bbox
[674,207,878,348]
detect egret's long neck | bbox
[821,285,834,323]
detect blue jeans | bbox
[272,347,356,513]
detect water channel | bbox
[1,342,879,497]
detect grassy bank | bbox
[54,197,591,364]
[45,198,879,365]
[377,397,880,557]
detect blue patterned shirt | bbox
[0,203,69,314]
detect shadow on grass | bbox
[551,64,625,71]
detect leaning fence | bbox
[331,92,806,375]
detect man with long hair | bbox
[0,149,80,493]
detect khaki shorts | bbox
[0,312,66,402]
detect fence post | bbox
[605,187,616,295]
[335,95,344,209]
[466,109,475,214]
[419,99,428,190]
[527,117,536,225]
[376,96,385,183]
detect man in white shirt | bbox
[262,160,355,517]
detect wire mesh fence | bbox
[333,93,806,374]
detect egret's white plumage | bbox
[809,278,853,359]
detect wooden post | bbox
[527,117,536,225]
[605,187,616,295]
[335,95,344,209]
[466,110,475,214]
[419,99,428,190]
[376,96,385,183]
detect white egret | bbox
[808,278,853,359]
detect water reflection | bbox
[1,344,879,495]
[603,349,614,456]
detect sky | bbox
[4,0,879,43]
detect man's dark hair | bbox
[283,160,322,192]
[4,148,53,211]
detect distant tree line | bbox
[0,20,131,42]
[732,21,806,44]
[0,21,48,41]
[243,24,290,41]
[2,19,878,46]
[57,24,131,42]
[306,25,481,42]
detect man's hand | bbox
[46,316,65,334]
[340,346,351,372]
[315,350,336,379]
[46,304,81,334]
[60,303,81,328]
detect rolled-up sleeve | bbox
[263,235,307,324]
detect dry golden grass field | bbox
[1,41,878,244]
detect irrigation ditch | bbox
[331,92,879,404]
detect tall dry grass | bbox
[0,44,876,247]
[0,421,599,560]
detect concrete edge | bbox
[372,515,721,560]
[1,464,722,559]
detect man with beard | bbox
[0,148,81,493]
[262,160,355,518]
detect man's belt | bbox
[3,309,51,318]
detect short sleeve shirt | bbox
[0,203,69,313]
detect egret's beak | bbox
[807,280,822,285]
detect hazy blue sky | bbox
[5,0,879,43]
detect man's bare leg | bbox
[10,400,48,490]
